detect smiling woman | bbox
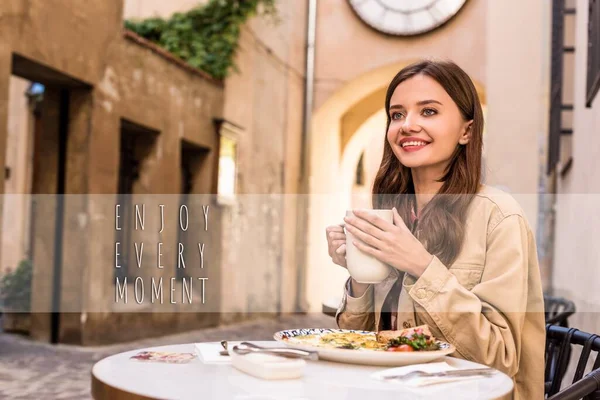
[325,59,545,400]
[374,60,483,268]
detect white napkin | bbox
[371,361,487,387]
[194,341,241,364]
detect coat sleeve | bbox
[335,278,376,331]
[406,214,534,377]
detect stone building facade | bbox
[2,0,573,344]
[0,0,309,345]
[1,0,225,344]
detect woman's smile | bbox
[398,137,432,152]
[401,144,429,152]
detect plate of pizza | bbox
[273,325,455,366]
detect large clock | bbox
[348,0,468,37]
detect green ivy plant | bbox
[125,0,278,80]
[0,259,32,313]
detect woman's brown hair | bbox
[372,59,484,266]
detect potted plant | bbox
[0,259,32,333]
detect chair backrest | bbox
[545,295,576,326]
[546,325,600,397]
[548,368,600,400]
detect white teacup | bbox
[345,209,393,284]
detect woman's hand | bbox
[343,208,434,278]
[325,223,347,268]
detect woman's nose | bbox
[402,114,420,133]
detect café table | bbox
[91,341,514,400]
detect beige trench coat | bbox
[336,185,546,400]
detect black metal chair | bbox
[544,295,577,392]
[545,325,600,398]
[545,295,576,327]
[548,369,600,400]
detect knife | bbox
[231,344,319,361]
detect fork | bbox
[218,340,319,360]
[382,367,496,381]
[219,340,229,356]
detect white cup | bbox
[345,209,393,284]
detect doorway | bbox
[1,53,91,343]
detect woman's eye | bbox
[391,112,403,120]
[422,108,437,116]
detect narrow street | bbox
[0,313,337,399]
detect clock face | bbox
[348,0,468,36]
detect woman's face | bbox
[386,74,472,175]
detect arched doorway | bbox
[306,61,486,313]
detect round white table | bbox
[92,341,513,400]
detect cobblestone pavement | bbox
[0,313,337,399]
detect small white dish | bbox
[230,351,306,380]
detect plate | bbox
[273,328,455,366]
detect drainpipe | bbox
[295,0,317,312]
[301,0,317,178]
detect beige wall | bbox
[484,0,550,230]
[313,0,487,111]
[553,0,600,334]
[220,0,308,318]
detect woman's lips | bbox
[400,144,429,152]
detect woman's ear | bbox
[458,120,473,145]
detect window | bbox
[547,0,577,176]
[176,140,208,280]
[214,119,242,206]
[587,0,600,107]
[547,0,566,174]
[115,119,158,281]
[115,131,139,281]
[176,147,193,281]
